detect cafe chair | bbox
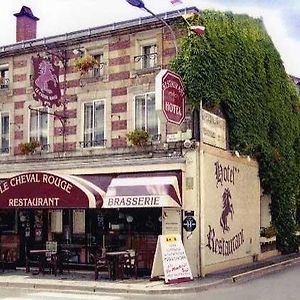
[93,252,111,280]
[123,249,137,279]
[58,250,71,275]
[0,251,6,272]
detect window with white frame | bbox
[83,100,105,148]
[0,112,9,154]
[93,53,104,77]
[141,45,157,69]
[134,92,159,137]
[30,107,49,148]
[0,65,9,89]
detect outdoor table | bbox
[29,249,50,275]
[105,251,128,280]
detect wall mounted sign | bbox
[201,109,227,149]
[156,69,185,125]
[32,57,61,108]
[183,216,196,232]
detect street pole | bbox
[126,0,178,56]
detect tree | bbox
[171,10,300,253]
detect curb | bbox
[232,256,300,283]
[0,278,232,295]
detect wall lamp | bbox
[72,48,84,56]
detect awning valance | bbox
[0,172,105,209]
[103,176,181,208]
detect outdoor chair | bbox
[123,249,137,279]
[93,251,111,280]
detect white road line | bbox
[28,292,123,300]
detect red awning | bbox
[103,176,181,208]
[0,172,105,209]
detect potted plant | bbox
[19,140,40,155]
[74,55,98,74]
[127,129,150,147]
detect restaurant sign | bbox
[0,172,102,209]
[32,57,61,108]
[155,69,185,125]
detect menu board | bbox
[151,234,193,284]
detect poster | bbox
[151,234,193,284]
[73,209,85,234]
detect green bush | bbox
[127,129,149,147]
[171,10,300,253]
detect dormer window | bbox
[142,45,157,69]
[0,65,9,90]
[134,44,158,71]
[93,53,105,78]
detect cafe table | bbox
[105,251,128,280]
[28,249,50,275]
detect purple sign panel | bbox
[32,57,61,107]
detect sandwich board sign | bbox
[150,234,193,284]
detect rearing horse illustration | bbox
[220,188,234,233]
[35,60,58,94]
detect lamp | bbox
[125,0,178,55]
[72,48,84,56]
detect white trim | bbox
[81,99,106,149]
[0,111,10,155]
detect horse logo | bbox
[220,188,234,233]
[32,57,61,107]
[35,60,58,94]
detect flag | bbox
[170,0,183,5]
[190,26,205,36]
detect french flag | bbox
[190,26,205,36]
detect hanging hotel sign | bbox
[32,57,61,108]
[155,69,185,125]
[201,109,227,149]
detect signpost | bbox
[156,69,185,125]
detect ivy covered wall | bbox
[171,10,300,253]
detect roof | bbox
[0,7,199,56]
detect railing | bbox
[0,78,9,90]
[79,139,107,148]
[0,147,10,154]
[134,53,158,69]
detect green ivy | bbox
[171,10,300,253]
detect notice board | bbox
[150,234,193,284]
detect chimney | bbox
[14,6,39,42]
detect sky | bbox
[1,0,300,77]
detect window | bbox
[93,53,104,77]
[30,108,49,147]
[134,92,158,137]
[0,112,9,154]
[0,65,9,90]
[142,45,157,69]
[83,100,105,148]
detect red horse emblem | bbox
[220,188,234,233]
[32,57,61,107]
[35,60,58,94]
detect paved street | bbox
[0,263,299,300]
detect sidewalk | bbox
[0,253,299,295]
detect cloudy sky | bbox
[1,0,300,77]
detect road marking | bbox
[29,292,123,300]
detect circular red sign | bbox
[162,71,185,125]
